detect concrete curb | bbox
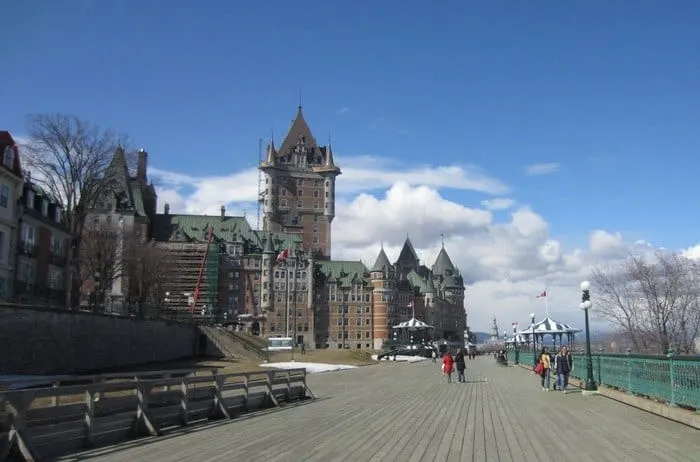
[515,363,700,430]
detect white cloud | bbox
[525,163,560,176]
[148,157,690,334]
[149,155,509,214]
[481,198,516,211]
[336,107,350,116]
[682,244,700,260]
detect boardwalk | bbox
[60,357,700,462]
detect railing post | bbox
[597,347,603,385]
[667,348,677,408]
[626,348,633,395]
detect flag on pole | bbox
[275,249,290,265]
[536,290,547,298]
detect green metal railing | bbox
[570,352,700,410]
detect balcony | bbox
[17,242,37,258]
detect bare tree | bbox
[591,251,700,354]
[22,114,130,307]
[78,221,124,311]
[123,235,170,318]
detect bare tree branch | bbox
[591,251,700,354]
[123,231,170,319]
[78,220,124,310]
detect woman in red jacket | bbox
[442,351,455,383]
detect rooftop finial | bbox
[441,232,445,247]
[298,89,303,111]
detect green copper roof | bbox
[371,247,392,271]
[317,260,370,287]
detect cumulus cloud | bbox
[147,156,686,334]
[480,198,516,211]
[525,163,560,176]
[682,245,700,260]
[149,155,509,214]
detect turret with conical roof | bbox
[396,236,420,274]
[258,105,340,260]
[371,246,392,273]
[432,243,456,276]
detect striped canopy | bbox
[393,317,433,330]
[517,316,582,335]
[505,333,528,344]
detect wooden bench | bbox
[0,368,314,461]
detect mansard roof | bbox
[317,260,370,287]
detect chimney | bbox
[137,149,148,181]
[164,203,170,215]
[220,205,226,219]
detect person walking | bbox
[455,349,466,383]
[538,347,552,391]
[431,349,437,363]
[442,351,454,383]
[555,345,574,393]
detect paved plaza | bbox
[59,357,700,462]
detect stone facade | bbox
[0,306,197,375]
[0,132,24,300]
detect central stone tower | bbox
[259,106,341,259]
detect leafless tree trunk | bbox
[78,222,124,311]
[124,234,169,319]
[591,251,700,354]
[22,114,130,308]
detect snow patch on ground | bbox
[371,355,427,363]
[260,362,358,374]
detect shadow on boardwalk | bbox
[60,358,700,462]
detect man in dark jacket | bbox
[554,345,574,393]
[455,349,467,383]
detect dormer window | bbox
[26,190,35,208]
[3,146,13,169]
[54,206,62,223]
[41,199,48,217]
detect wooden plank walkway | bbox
[59,357,700,462]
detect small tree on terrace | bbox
[124,234,170,318]
[22,114,131,307]
[78,220,124,310]
[591,251,700,354]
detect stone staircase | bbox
[198,325,261,361]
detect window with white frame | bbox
[41,199,49,216]
[50,235,64,255]
[0,185,9,208]
[0,231,4,262]
[3,147,13,169]
[54,206,62,223]
[20,222,36,245]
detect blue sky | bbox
[4,1,700,330]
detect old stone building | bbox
[313,237,467,349]
[0,132,24,300]
[258,106,340,260]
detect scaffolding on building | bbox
[159,239,220,323]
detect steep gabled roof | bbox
[0,131,24,179]
[278,106,316,155]
[317,260,369,287]
[432,245,456,275]
[371,247,392,271]
[396,237,419,264]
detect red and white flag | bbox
[275,249,290,264]
[536,290,547,298]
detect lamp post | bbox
[580,281,597,391]
[530,312,537,366]
[513,322,520,365]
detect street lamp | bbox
[164,292,171,320]
[513,322,520,365]
[580,281,597,391]
[530,312,537,366]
